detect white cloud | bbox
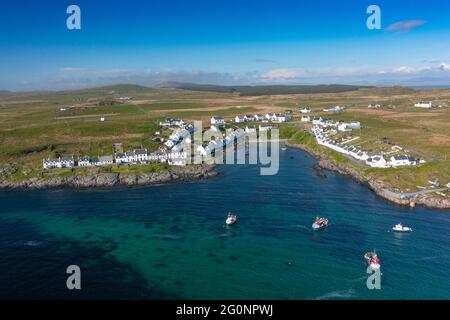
[392,66,417,74]
[260,68,307,81]
[439,63,450,71]
[386,20,427,33]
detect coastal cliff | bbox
[286,142,450,210]
[0,164,218,190]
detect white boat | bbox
[364,252,381,270]
[226,213,237,225]
[392,223,413,233]
[312,216,328,231]
[281,147,287,151]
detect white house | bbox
[324,106,345,113]
[254,114,264,121]
[43,158,61,169]
[59,156,74,168]
[211,116,225,125]
[337,123,352,132]
[272,114,290,123]
[301,115,310,122]
[337,121,361,132]
[389,155,417,167]
[265,113,275,121]
[78,156,91,167]
[312,117,323,125]
[244,115,255,122]
[300,107,311,113]
[133,149,149,163]
[414,101,433,108]
[355,151,369,161]
[159,118,185,127]
[235,116,245,123]
[259,124,272,131]
[115,153,130,164]
[245,125,257,133]
[347,121,361,130]
[368,104,382,109]
[100,117,105,122]
[366,155,389,168]
[210,125,220,132]
[97,155,113,166]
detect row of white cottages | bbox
[211,113,292,125]
[115,149,187,165]
[311,117,361,132]
[414,101,434,108]
[312,125,424,168]
[43,148,188,169]
[164,125,195,149]
[159,118,185,128]
[197,128,248,156]
[43,155,113,169]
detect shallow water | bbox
[0,147,449,299]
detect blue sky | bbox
[1,0,450,91]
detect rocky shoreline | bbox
[0,164,218,190]
[286,142,450,210]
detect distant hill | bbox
[71,84,153,95]
[156,82,373,96]
[0,90,11,95]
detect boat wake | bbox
[24,241,42,247]
[314,289,356,300]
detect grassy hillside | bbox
[157,82,372,96]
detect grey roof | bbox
[134,149,148,155]
[99,155,113,162]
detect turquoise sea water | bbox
[0,146,449,299]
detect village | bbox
[42,111,293,170]
[42,100,440,172]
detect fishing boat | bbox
[281,147,287,151]
[392,223,413,233]
[311,216,328,231]
[364,252,381,270]
[226,213,237,225]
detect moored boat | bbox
[364,252,381,270]
[312,216,328,231]
[392,223,413,233]
[226,213,237,225]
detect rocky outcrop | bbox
[286,142,450,210]
[0,165,218,190]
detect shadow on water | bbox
[0,222,181,299]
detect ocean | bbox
[0,146,449,299]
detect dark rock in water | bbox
[290,156,295,159]
[311,163,327,179]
